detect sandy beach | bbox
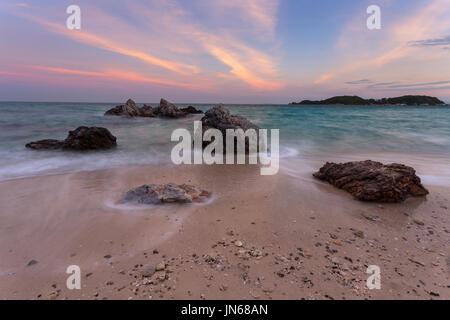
[1,154,448,300]
[1,0,450,306]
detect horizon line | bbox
[1,95,448,105]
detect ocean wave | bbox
[0,150,169,181]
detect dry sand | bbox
[0,160,449,300]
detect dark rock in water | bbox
[63,126,117,150]
[105,98,201,119]
[104,105,123,116]
[201,104,259,133]
[313,160,429,203]
[25,139,63,150]
[201,105,260,153]
[121,183,211,205]
[26,127,117,151]
[180,106,203,114]
[139,105,156,117]
[154,99,186,118]
[105,99,141,117]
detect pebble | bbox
[331,257,340,264]
[156,262,166,271]
[27,260,38,267]
[141,265,156,277]
[156,272,167,281]
[45,291,60,300]
[353,230,364,238]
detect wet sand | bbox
[0,158,449,300]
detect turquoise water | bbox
[0,102,449,181]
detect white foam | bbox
[0,151,168,182]
[419,175,450,187]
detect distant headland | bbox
[290,95,447,106]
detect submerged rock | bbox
[313,160,429,203]
[121,183,211,205]
[25,139,63,150]
[26,126,117,151]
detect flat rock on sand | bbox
[121,183,211,205]
[313,160,429,203]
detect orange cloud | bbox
[207,46,282,90]
[15,3,283,93]
[314,73,336,84]
[107,71,205,90]
[122,1,283,90]
[4,65,205,90]
[26,17,199,75]
[30,66,104,77]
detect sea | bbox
[0,102,449,185]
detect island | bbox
[290,95,446,106]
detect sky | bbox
[0,0,449,103]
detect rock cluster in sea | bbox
[105,98,202,118]
[121,183,211,205]
[313,160,429,203]
[26,126,117,151]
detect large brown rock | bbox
[26,126,117,151]
[62,126,117,150]
[201,105,259,133]
[313,160,429,203]
[201,105,260,153]
[121,183,211,205]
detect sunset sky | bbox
[0,0,449,103]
